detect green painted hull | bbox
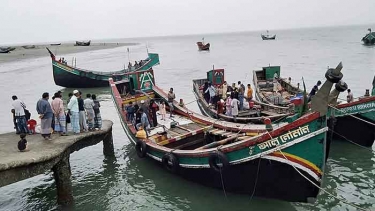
[110,80,328,202]
[51,52,160,88]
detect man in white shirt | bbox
[67,90,80,134]
[11,95,30,134]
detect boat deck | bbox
[152,86,288,132]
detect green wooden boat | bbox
[46,47,160,88]
[109,65,342,202]
[362,28,375,45]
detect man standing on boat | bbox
[308,80,322,102]
[222,81,228,99]
[137,108,150,137]
[247,84,253,101]
[205,83,216,105]
[168,88,176,118]
[231,97,240,122]
[238,81,245,110]
[347,89,354,103]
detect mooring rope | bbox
[328,105,375,127]
[328,129,375,152]
[264,131,369,211]
[250,155,262,200]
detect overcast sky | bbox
[1,0,375,45]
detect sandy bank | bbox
[0,42,138,64]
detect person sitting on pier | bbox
[92,94,102,130]
[308,80,322,102]
[347,89,354,103]
[17,133,28,152]
[36,92,54,140]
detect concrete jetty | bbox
[0,120,114,208]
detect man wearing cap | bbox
[67,90,80,134]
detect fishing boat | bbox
[197,37,210,51]
[362,28,375,45]
[46,47,160,88]
[0,48,11,53]
[261,31,276,40]
[50,43,61,46]
[110,65,345,202]
[253,65,303,106]
[327,77,375,147]
[75,40,91,46]
[22,45,36,49]
[192,68,294,123]
[0,47,16,52]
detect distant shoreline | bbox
[0,42,138,64]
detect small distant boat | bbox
[22,45,36,49]
[261,30,276,40]
[0,48,11,53]
[362,28,375,45]
[50,43,61,46]
[75,40,91,46]
[0,47,15,52]
[197,38,210,51]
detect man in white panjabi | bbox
[231,98,239,122]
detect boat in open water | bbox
[109,65,344,202]
[362,28,375,45]
[193,68,294,123]
[261,30,276,40]
[197,37,210,51]
[46,47,160,88]
[75,40,91,46]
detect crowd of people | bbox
[124,88,175,138]
[202,81,253,121]
[11,90,103,152]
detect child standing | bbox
[159,101,166,120]
[18,133,28,152]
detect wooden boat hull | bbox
[110,79,329,202]
[48,48,160,88]
[327,96,375,147]
[261,35,276,40]
[197,42,210,51]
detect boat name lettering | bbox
[340,102,375,113]
[257,125,310,150]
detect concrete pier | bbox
[0,120,114,208]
